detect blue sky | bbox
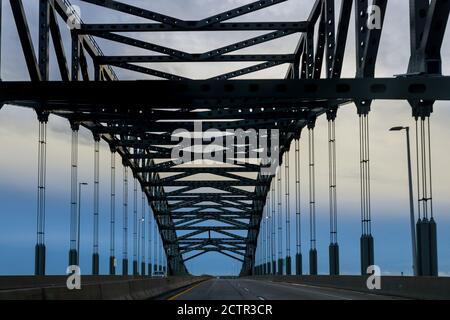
[0,0,450,276]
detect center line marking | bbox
[167,280,208,300]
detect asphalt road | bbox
[169,279,403,300]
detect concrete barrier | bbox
[248,275,450,300]
[0,276,209,300]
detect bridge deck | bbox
[167,278,402,300]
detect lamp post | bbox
[77,182,88,265]
[389,126,417,276]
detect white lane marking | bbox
[244,287,249,292]
[258,296,265,301]
[260,281,353,300]
[307,290,353,300]
[288,282,384,298]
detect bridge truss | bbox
[0,0,449,276]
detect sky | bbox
[0,0,450,276]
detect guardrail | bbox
[247,275,450,300]
[0,276,209,300]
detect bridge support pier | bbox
[329,244,340,275]
[35,244,46,276]
[277,259,283,276]
[416,218,438,276]
[109,257,116,275]
[122,259,128,276]
[360,235,374,275]
[296,253,302,275]
[69,250,78,268]
[286,256,292,275]
[148,263,152,276]
[309,249,318,275]
[92,254,99,275]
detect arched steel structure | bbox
[1,0,449,276]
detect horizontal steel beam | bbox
[161,194,256,198]
[154,196,262,201]
[172,215,252,220]
[97,54,295,64]
[148,181,263,187]
[3,77,449,110]
[79,22,308,33]
[137,167,260,173]
[165,226,253,230]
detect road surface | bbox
[168,279,403,300]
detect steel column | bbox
[92,137,100,275]
[133,177,138,275]
[308,124,318,275]
[141,191,146,276]
[148,207,153,276]
[295,139,303,275]
[109,150,116,275]
[285,152,291,275]
[328,112,339,275]
[359,114,374,275]
[68,124,79,266]
[271,180,276,275]
[154,213,158,273]
[415,118,438,276]
[277,166,283,275]
[35,113,48,275]
[122,165,129,275]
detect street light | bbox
[389,126,417,276]
[77,182,88,265]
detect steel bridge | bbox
[0,0,449,283]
